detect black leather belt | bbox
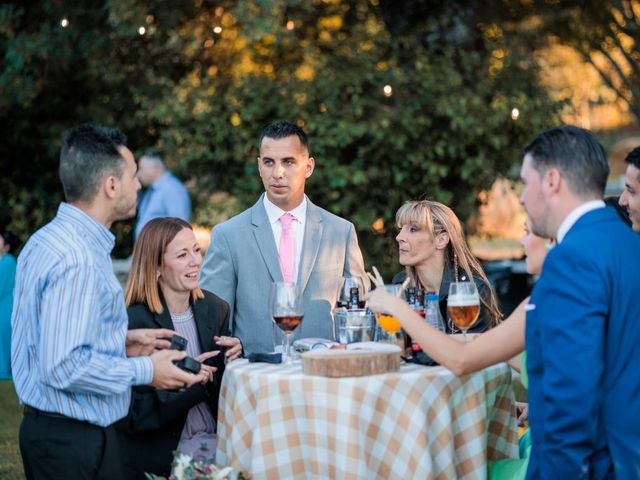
[23,405,70,419]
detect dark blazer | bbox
[117,290,230,479]
[526,207,640,479]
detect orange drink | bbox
[376,314,401,334]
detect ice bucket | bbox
[334,310,376,344]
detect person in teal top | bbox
[367,217,552,479]
[0,229,17,380]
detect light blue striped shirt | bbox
[11,203,153,427]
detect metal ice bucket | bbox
[334,309,376,344]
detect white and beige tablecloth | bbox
[216,360,518,479]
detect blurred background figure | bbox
[0,228,16,380]
[134,152,191,239]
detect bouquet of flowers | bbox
[145,450,246,480]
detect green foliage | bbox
[1,0,562,273]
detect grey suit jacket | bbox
[200,194,368,354]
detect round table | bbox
[217,360,518,479]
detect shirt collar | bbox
[556,199,605,243]
[150,171,170,189]
[263,195,308,226]
[57,202,115,253]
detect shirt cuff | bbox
[129,356,154,386]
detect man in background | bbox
[200,120,368,354]
[135,152,191,238]
[619,145,640,232]
[519,125,640,478]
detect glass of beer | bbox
[269,282,304,364]
[447,281,480,342]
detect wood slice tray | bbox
[301,344,401,378]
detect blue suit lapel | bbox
[251,198,283,283]
[298,200,323,294]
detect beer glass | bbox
[447,282,480,342]
[269,282,304,364]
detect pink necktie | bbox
[279,213,296,283]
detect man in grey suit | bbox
[200,121,368,354]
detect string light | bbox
[383,84,393,97]
[511,107,520,120]
[213,26,222,34]
[60,18,69,28]
[138,26,146,35]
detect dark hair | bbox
[0,228,15,252]
[604,196,632,227]
[624,146,640,173]
[59,124,127,203]
[524,125,609,198]
[258,120,309,153]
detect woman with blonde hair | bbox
[394,200,501,331]
[368,218,554,480]
[118,217,242,479]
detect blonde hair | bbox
[396,200,502,327]
[125,217,204,314]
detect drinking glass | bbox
[374,285,403,348]
[447,282,480,342]
[269,282,304,364]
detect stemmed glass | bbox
[269,282,304,364]
[447,282,480,342]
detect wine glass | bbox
[374,284,403,348]
[447,282,480,342]
[336,277,365,310]
[269,282,304,364]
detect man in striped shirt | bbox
[11,125,206,479]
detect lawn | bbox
[0,381,23,480]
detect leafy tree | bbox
[1,0,562,275]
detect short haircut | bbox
[258,120,309,153]
[524,125,609,198]
[59,124,127,203]
[140,152,165,169]
[624,146,640,175]
[125,217,203,314]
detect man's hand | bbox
[126,328,178,357]
[214,336,243,362]
[149,349,202,390]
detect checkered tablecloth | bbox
[216,360,518,479]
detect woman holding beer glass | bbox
[367,217,553,479]
[392,200,502,332]
[117,218,242,479]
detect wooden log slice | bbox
[302,347,401,378]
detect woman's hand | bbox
[214,336,243,362]
[195,351,220,384]
[364,288,401,315]
[516,402,529,426]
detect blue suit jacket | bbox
[526,206,640,479]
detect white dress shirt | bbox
[263,195,307,283]
[556,199,605,243]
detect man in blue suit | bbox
[519,126,640,479]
